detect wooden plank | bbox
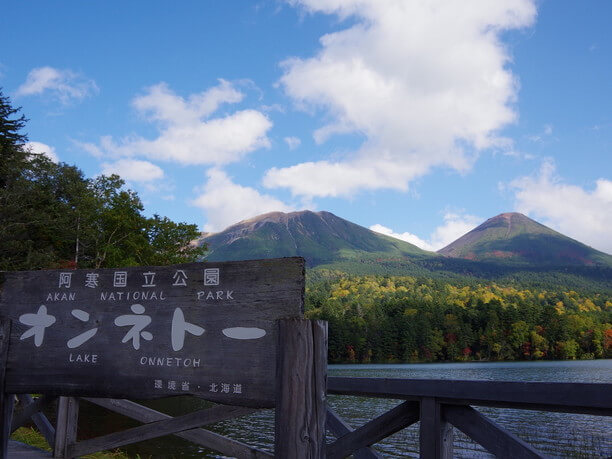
[68,403,255,457]
[0,396,13,459]
[327,401,419,459]
[326,407,383,459]
[0,258,305,407]
[12,395,55,437]
[8,440,52,457]
[53,397,78,459]
[274,319,327,459]
[12,394,49,431]
[0,317,13,459]
[444,404,547,459]
[442,399,611,417]
[419,398,452,459]
[83,397,273,459]
[327,377,612,413]
[13,395,56,448]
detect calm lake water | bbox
[80,360,612,458]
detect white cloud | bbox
[543,124,553,136]
[265,0,536,197]
[84,81,272,166]
[527,123,554,143]
[265,158,426,197]
[284,136,301,150]
[132,80,243,125]
[16,66,98,104]
[429,212,481,250]
[25,141,59,163]
[370,212,480,251]
[74,139,105,158]
[192,168,295,232]
[100,159,164,183]
[370,224,435,251]
[510,161,612,254]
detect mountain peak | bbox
[494,212,527,222]
[201,210,429,266]
[438,212,612,266]
[222,210,328,230]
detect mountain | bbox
[438,212,612,266]
[198,210,612,291]
[200,210,433,267]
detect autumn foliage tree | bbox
[305,272,612,363]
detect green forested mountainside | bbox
[315,255,612,293]
[305,271,612,363]
[201,210,431,266]
[438,212,612,266]
[201,210,612,293]
[0,90,205,270]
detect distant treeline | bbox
[305,271,612,363]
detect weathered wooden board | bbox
[274,319,327,458]
[327,401,418,459]
[0,258,304,407]
[8,440,52,458]
[444,404,545,459]
[12,394,56,447]
[327,377,612,412]
[326,407,384,459]
[419,398,453,459]
[0,319,13,458]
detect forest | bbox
[305,271,612,363]
[0,90,206,271]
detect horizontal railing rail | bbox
[325,377,612,458]
[328,377,612,415]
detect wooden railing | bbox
[9,377,612,458]
[325,377,612,458]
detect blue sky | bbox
[2,0,611,253]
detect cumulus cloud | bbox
[100,159,164,183]
[16,66,98,104]
[25,141,59,163]
[265,0,536,197]
[83,80,273,166]
[370,224,435,251]
[284,136,301,150]
[265,158,426,197]
[192,168,295,232]
[428,213,482,250]
[133,80,243,125]
[370,212,481,251]
[510,161,612,254]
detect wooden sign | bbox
[0,258,304,407]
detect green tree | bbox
[0,88,28,188]
[144,215,206,266]
[510,321,530,358]
[0,91,206,271]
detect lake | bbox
[79,359,612,458]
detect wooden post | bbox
[275,319,327,459]
[54,397,79,458]
[0,319,12,459]
[419,398,453,459]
